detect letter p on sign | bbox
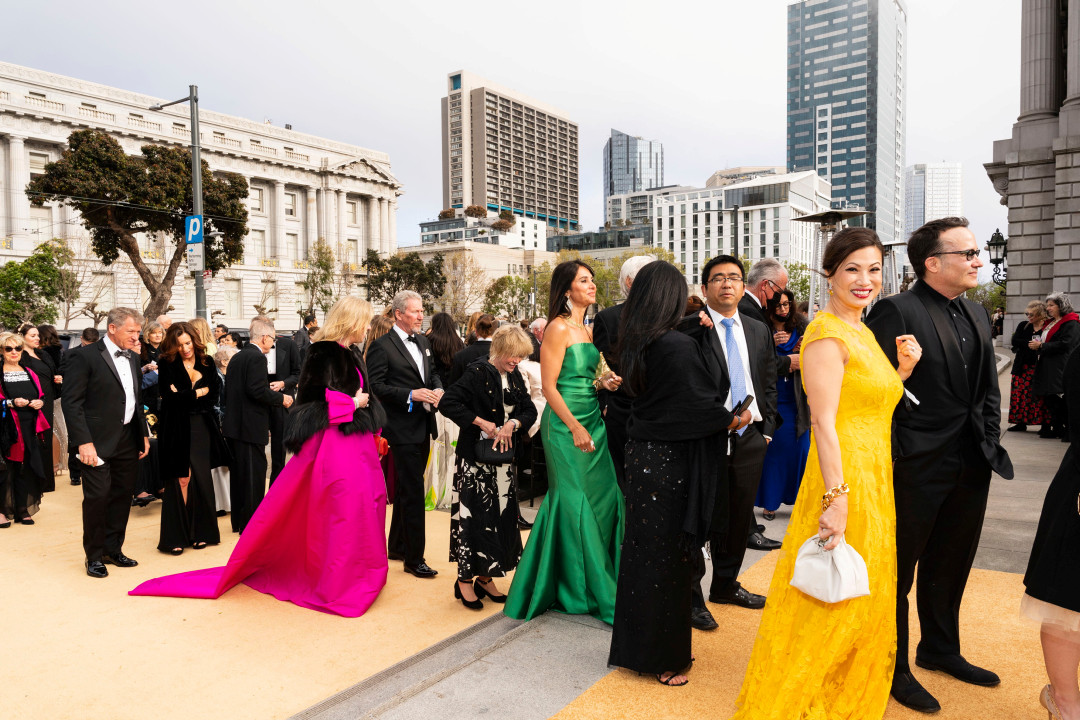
[185,215,203,245]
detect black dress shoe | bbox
[915,654,1000,687]
[102,552,138,568]
[746,532,782,551]
[387,551,405,561]
[70,478,81,486]
[690,606,719,631]
[1006,423,1027,432]
[755,523,766,533]
[891,671,941,713]
[86,560,108,578]
[710,586,766,609]
[404,561,438,578]
[517,516,534,530]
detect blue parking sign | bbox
[185,215,203,244]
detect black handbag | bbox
[474,433,516,466]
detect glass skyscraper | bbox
[786,0,907,252]
[603,129,663,221]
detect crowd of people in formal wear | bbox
[3,214,1080,719]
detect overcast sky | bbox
[6,0,1019,277]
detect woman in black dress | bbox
[18,324,59,492]
[156,322,229,554]
[0,332,48,526]
[1022,346,1080,720]
[37,325,65,474]
[1008,300,1050,433]
[607,261,748,687]
[438,324,536,609]
[425,312,466,509]
[1032,292,1080,440]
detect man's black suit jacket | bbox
[62,339,148,458]
[591,303,631,423]
[367,329,443,445]
[221,343,284,446]
[738,294,792,376]
[273,336,302,395]
[865,280,1013,481]
[683,309,778,438]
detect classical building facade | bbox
[0,61,402,330]
[985,0,1080,334]
[440,70,579,230]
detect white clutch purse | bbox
[789,535,870,603]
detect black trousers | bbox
[228,438,267,533]
[80,424,141,562]
[268,404,286,486]
[894,441,991,674]
[68,450,82,483]
[601,403,630,491]
[388,441,428,565]
[691,426,767,606]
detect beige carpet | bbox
[553,551,1049,720]
[4,476,515,720]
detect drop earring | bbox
[565,295,573,314]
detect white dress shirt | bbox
[393,324,425,382]
[102,334,136,424]
[518,359,546,437]
[265,342,277,375]
[706,305,762,423]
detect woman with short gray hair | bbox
[1009,300,1051,433]
[1032,291,1080,440]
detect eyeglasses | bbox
[2,346,21,353]
[777,302,791,309]
[707,274,744,286]
[765,278,787,293]
[931,249,981,261]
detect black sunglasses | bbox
[3,345,22,353]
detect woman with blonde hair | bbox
[133,296,391,616]
[0,331,49,526]
[364,315,395,360]
[188,317,217,357]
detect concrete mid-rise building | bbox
[787,0,907,251]
[602,129,663,220]
[441,70,579,231]
[0,61,401,329]
[604,184,695,227]
[419,211,546,250]
[705,166,787,189]
[904,162,963,237]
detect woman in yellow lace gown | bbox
[733,229,921,720]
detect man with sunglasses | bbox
[866,217,1013,714]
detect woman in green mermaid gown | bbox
[504,260,625,624]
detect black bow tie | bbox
[406,335,418,344]
[114,349,131,359]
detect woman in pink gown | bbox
[131,297,390,617]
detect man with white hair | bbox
[528,317,546,361]
[591,253,657,488]
[740,258,797,373]
[221,318,293,533]
[368,290,444,578]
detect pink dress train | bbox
[130,426,388,617]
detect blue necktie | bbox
[721,317,748,436]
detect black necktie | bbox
[114,349,131,359]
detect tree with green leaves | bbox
[0,240,66,328]
[26,129,249,320]
[483,275,532,319]
[298,238,336,317]
[363,249,447,311]
[965,282,1007,315]
[782,260,811,303]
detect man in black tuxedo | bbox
[62,327,100,487]
[740,257,799,376]
[251,315,301,485]
[592,255,656,490]
[62,308,150,578]
[368,290,444,578]
[687,255,778,628]
[293,314,317,362]
[222,319,292,533]
[866,217,1014,714]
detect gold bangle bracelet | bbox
[821,483,850,512]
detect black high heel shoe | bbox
[454,580,483,610]
[474,578,507,604]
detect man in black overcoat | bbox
[684,255,777,629]
[62,308,150,578]
[367,290,444,578]
[592,255,656,490]
[251,316,301,485]
[865,217,1014,714]
[222,319,292,533]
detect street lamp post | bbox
[986,228,1008,289]
[149,85,207,320]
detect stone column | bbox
[337,189,348,250]
[367,195,380,258]
[7,135,30,246]
[1018,0,1064,122]
[387,198,397,255]
[305,186,318,255]
[272,180,286,260]
[379,198,389,257]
